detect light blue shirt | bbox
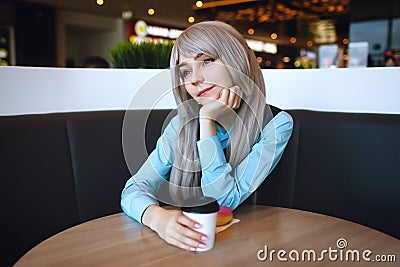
[121,111,293,224]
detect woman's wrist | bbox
[199,107,215,121]
[199,117,217,139]
[142,204,163,230]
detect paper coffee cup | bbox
[181,196,219,252]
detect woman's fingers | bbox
[177,211,201,228]
[228,87,237,108]
[199,85,242,120]
[228,86,242,110]
[176,213,208,247]
[167,237,196,251]
[219,87,230,105]
[144,207,207,252]
[161,210,206,251]
[220,86,241,108]
[171,226,206,250]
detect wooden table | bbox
[15,205,399,266]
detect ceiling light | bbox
[290,37,297,44]
[96,0,104,6]
[148,8,155,15]
[282,56,291,63]
[188,16,195,23]
[342,38,349,45]
[270,33,277,40]
[122,10,133,20]
[248,28,255,35]
[196,1,203,8]
[307,40,314,47]
[336,5,344,12]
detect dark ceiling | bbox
[12,0,400,46]
[20,0,199,28]
[19,0,400,27]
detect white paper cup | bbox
[181,196,219,252]
[183,211,218,251]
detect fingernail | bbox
[201,235,208,241]
[198,243,206,249]
[194,223,202,229]
[190,247,196,252]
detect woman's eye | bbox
[203,58,215,65]
[181,70,191,78]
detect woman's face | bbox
[178,53,233,106]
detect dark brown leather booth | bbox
[1,109,399,266]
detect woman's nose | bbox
[190,69,204,85]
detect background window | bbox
[391,18,400,48]
[350,20,389,66]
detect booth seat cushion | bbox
[292,111,400,238]
[64,109,176,222]
[0,114,80,267]
[2,108,400,266]
[65,111,132,222]
[256,110,400,239]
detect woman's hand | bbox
[199,86,243,121]
[142,205,208,251]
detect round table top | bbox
[15,205,399,267]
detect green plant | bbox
[110,41,173,68]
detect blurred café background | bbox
[0,0,399,69]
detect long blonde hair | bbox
[168,21,267,205]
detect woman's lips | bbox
[198,86,215,97]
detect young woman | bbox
[121,21,293,252]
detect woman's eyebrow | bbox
[178,53,206,68]
[195,53,204,60]
[178,62,187,68]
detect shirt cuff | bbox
[196,135,226,171]
[121,190,159,225]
